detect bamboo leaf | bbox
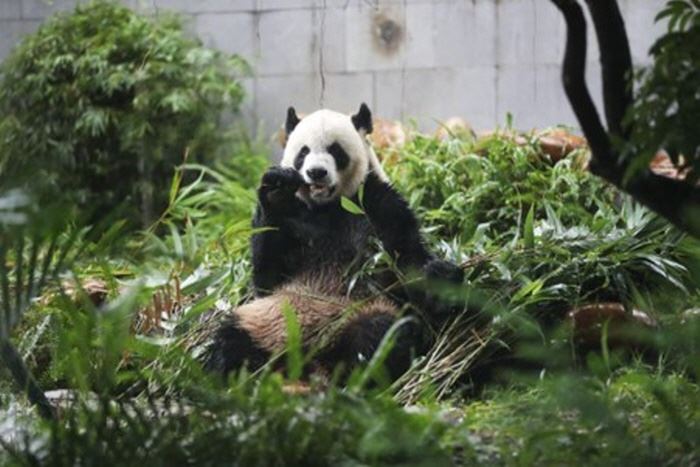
[282,302,303,381]
[169,167,183,206]
[341,196,365,215]
[524,204,535,249]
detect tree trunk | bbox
[550,0,700,237]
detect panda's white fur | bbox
[280,109,387,204]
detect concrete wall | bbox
[0,0,664,136]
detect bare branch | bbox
[584,0,633,139]
[551,0,700,237]
[550,0,618,181]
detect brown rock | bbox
[370,117,408,150]
[649,150,694,181]
[434,117,476,141]
[568,302,657,349]
[61,278,109,307]
[476,128,588,164]
[537,128,588,163]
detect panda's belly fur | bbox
[238,204,400,355]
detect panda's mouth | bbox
[300,182,336,202]
[310,183,334,197]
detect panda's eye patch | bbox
[294,146,310,170]
[327,142,349,170]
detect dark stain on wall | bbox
[372,12,403,55]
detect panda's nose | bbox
[306,167,328,181]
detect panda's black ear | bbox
[351,103,373,134]
[286,107,301,136]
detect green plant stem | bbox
[0,339,55,420]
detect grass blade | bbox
[13,233,24,328]
[0,242,10,336]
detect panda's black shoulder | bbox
[361,171,413,217]
[364,169,407,195]
[363,171,390,193]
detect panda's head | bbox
[281,103,387,205]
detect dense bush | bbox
[626,1,700,180]
[386,133,608,241]
[385,134,694,310]
[0,1,249,226]
[377,131,699,401]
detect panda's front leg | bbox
[251,166,306,295]
[362,172,464,311]
[362,172,433,270]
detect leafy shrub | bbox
[386,133,611,242]
[376,131,699,401]
[382,132,694,310]
[626,0,700,181]
[382,132,695,310]
[0,1,249,226]
[1,376,455,466]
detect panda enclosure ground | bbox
[1,1,700,466]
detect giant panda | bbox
[204,103,464,381]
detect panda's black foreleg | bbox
[362,172,465,320]
[251,167,306,295]
[361,172,432,270]
[422,257,467,324]
[361,172,464,282]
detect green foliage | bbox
[144,134,267,264]
[340,196,365,215]
[388,133,607,242]
[0,1,249,226]
[282,303,304,381]
[384,133,692,318]
[461,368,700,465]
[1,377,454,466]
[476,202,690,311]
[378,132,699,404]
[2,126,699,464]
[51,286,140,393]
[0,198,91,419]
[626,0,700,182]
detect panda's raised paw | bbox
[259,166,305,213]
[261,166,304,191]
